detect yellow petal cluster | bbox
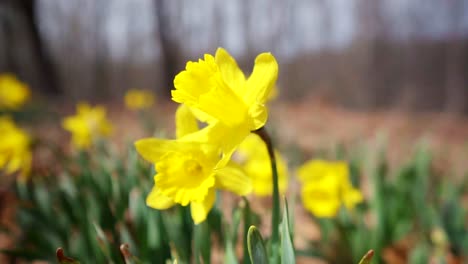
[297,160,363,218]
[0,73,30,110]
[235,134,288,196]
[136,105,252,224]
[172,48,278,162]
[124,89,155,110]
[62,103,112,149]
[0,116,31,181]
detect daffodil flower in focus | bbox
[172,48,278,163]
[62,103,113,149]
[235,133,288,196]
[297,160,363,218]
[0,116,32,181]
[0,73,30,110]
[135,105,252,224]
[124,89,155,110]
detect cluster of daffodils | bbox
[0,74,32,181]
[62,89,156,150]
[135,48,279,223]
[297,160,363,218]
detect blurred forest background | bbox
[1,0,468,112]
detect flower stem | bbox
[254,127,280,252]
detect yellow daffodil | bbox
[297,160,363,218]
[0,116,31,181]
[268,84,279,101]
[62,103,112,149]
[124,89,155,110]
[0,73,30,110]
[136,105,252,224]
[172,48,278,162]
[235,134,288,196]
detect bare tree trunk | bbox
[445,0,466,113]
[12,0,60,94]
[154,0,180,97]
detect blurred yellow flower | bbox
[62,103,112,149]
[136,105,252,224]
[172,48,278,163]
[235,134,288,196]
[0,116,31,181]
[0,73,30,110]
[124,89,155,110]
[268,84,279,101]
[297,160,363,218]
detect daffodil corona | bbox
[0,116,31,181]
[62,103,112,149]
[136,105,252,224]
[0,73,30,110]
[172,48,278,162]
[297,160,363,218]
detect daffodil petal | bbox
[343,187,363,209]
[175,105,199,139]
[215,124,251,168]
[215,48,246,97]
[301,185,341,218]
[179,122,250,167]
[189,107,218,124]
[215,163,252,196]
[172,53,249,128]
[146,185,176,210]
[190,189,216,224]
[134,138,199,164]
[196,86,248,127]
[177,124,222,159]
[249,103,268,130]
[244,52,278,106]
[297,160,348,183]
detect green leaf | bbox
[92,222,114,262]
[230,206,242,246]
[408,243,429,264]
[280,198,295,264]
[56,248,81,264]
[247,226,268,264]
[357,250,374,264]
[242,198,252,264]
[224,236,239,264]
[194,221,211,264]
[224,207,241,264]
[162,206,192,263]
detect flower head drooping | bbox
[124,89,155,110]
[172,48,278,163]
[0,73,30,110]
[135,105,252,224]
[297,160,363,218]
[0,116,32,181]
[235,133,288,196]
[62,103,112,149]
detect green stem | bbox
[254,127,280,253]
